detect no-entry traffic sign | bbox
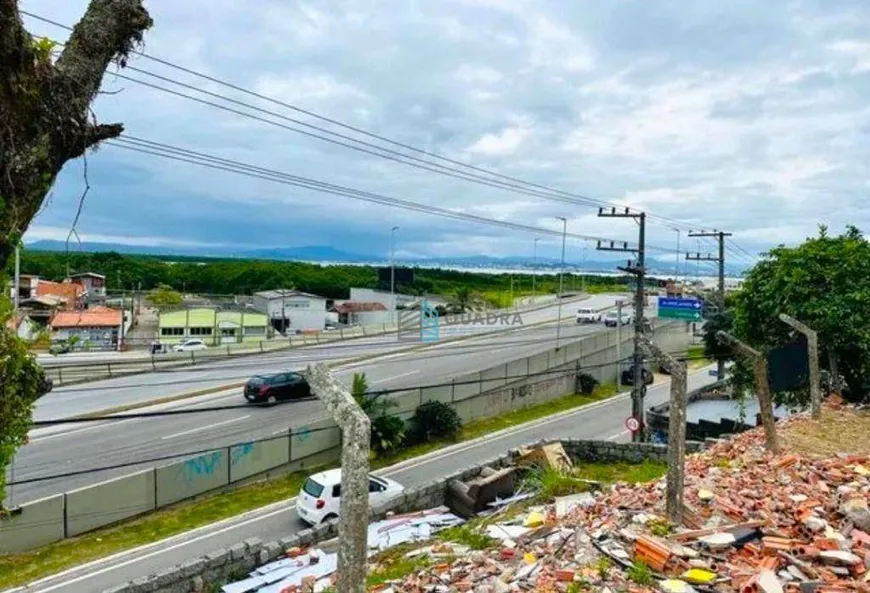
[625,416,641,433]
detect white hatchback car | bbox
[172,339,208,352]
[296,469,404,525]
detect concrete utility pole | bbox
[13,243,20,312]
[779,314,821,419]
[581,241,587,294]
[641,337,687,524]
[556,217,567,350]
[306,363,371,593]
[390,226,399,324]
[596,207,647,442]
[532,237,540,297]
[717,331,779,453]
[687,230,733,381]
[615,299,624,378]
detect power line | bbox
[21,10,758,258]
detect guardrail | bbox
[39,294,599,386]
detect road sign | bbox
[625,416,640,433]
[657,296,703,320]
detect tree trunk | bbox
[0,0,152,270]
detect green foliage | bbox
[30,37,56,64]
[524,466,588,501]
[409,400,461,443]
[437,524,496,550]
[702,310,734,363]
[647,517,672,537]
[577,373,599,395]
[595,556,612,579]
[147,284,182,307]
[0,288,48,508]
[731,226,870,403]
[352,373,404,455]
[627,561,654,585]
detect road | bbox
[33,295,611,421]
[12,295,630,502]
[8,365,718,593]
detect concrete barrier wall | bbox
[420,383,452,405]
[0,494,65,553]
[65,469,156,537]
[230,437,290,483]
[291,418,341,462]
[155,449,230,507]
[452,372,482,401]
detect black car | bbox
[620,366,654,386]
[244,372,311,404]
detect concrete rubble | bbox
[375,418,870,592]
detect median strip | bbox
[0,382,617,590]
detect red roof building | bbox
[51,306,122,328]
[36,280,84,309]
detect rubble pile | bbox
[381,426,870,593]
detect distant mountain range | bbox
[24,240,744,275]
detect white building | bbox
[349,287,415,314]
[252,289,328,333]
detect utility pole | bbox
[532,237,540,297]
[390,226,399,324]
[615,299,624,378]
[13,243,20,312]
[673,228,681,284]
[596,207,646,442]
[687,229,732,380]
[779,314,821,419]
[581,241,587,294]
[556,217,567,349]
[717,331,779,453]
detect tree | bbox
[351,373,404,454]
[0,0,153,270]
[148,283,182,307]
[731,226,870,403]
[0,291,48,508]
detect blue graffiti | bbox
[231,442,255,466]
[179,451,223,483]
[297,426,312,442]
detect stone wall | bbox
[105,440,696,593]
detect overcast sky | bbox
[19,0,870,269]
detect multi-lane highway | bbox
[13,295,628,502]
[9,365,718,593]
[33,295,603,421]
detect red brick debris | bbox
[379,414,870,592]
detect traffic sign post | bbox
[625,416,641,433]
[657,296,703,321]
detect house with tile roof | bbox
[50,306,123,351]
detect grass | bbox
[372,382,618,469]
[366,543,441,587]
[574,459,667,484]
[627,561,655,585]
[779,407,870,458]
[437,524,496,550]
[0,383,620,589]
[686,344,712,369]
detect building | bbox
[251,290,328,333]
[50,306,123,351]
[68,272,107,301]
[5,312,37,341]
[36,280,84,309]
[348,287,416,312]
[8,273,40,302]
[158,308,269,345]
[331,302,388,326]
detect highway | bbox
[12,295,628,502]
[33,295,606,421]
[9,365,718,593]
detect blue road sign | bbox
[657,296,703,320]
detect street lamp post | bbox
[674,228,681,284]
[532,237,540,297]
[390,226,399,323]
[556,217,567,350]
[581,241,587,294]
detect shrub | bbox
[577,373,598,395]
[409,400,461,443]
[371,414,406,455]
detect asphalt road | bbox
[33,294,611,421]
[12,295,632,502]
[8,365,718,593]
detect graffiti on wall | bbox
[179,451,224,483]
[231,442,254,466]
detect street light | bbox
[673,228,681,284]
[390,226,399,322]
[556,217,567,350]
[581,241,587,294]
[532,237,541,296]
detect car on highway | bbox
[172,339,208,352]
[244,372,311,404]
[620,365,654,386]
[296,469,404,525]
[575,308,601,324]
[603,310,633,327]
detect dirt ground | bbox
[779,405,870,457]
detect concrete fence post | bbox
[306,363,370,593]
[778,314,821,420]
[717,331,779,453]
[641,337,686,525]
